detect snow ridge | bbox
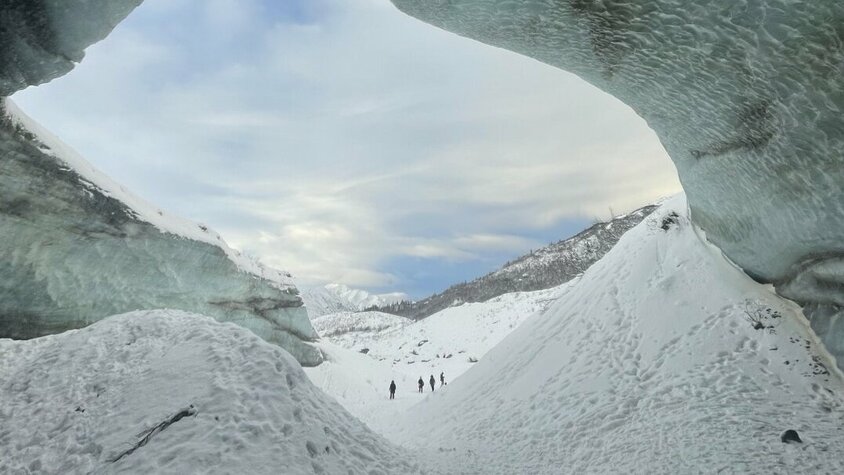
[387,196,844,473]
[375,205,656,319]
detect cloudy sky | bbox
[13,0,680,298]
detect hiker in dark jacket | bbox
[418,377,424,393]
[389,380,396,399]
[440,372,446,386]
[429,375,436,392]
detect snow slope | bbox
[386,196,844,473]
[302,284,408,319]
[0,310,419,474]
[390,0,844,369]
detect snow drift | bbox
[390,0,844,368]
[387,197,844,473]
[0,310,419,474]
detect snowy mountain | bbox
[0,311,420,473]
[302,284,408,319]
[376,205,655,320]
[307,196,844,473]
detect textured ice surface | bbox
[0,0,142,96]
[0,99,322,366]
[391,0,844,364]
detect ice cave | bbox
[1,0,842,369]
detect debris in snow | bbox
[660,211,680,231]
[111,405,198,463]
[781,430,802,444]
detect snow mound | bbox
[303,284,408,319]
[0,311,419,474]
[389,196,844,473]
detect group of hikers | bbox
[388,372,446,399]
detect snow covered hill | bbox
[0,310,420,474]
[384,196,844,473]
[375,205,655,320]
[302,284,408,319]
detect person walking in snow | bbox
[440,372,446,386]
[389,380,396,400]
[418,377,424,393]
[429,375,436,392]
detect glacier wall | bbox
[391,0,844,366]
[0,99,322,365]
[0,1,322,366]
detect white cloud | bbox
[12,0,681,294]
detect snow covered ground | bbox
[306,195,844,473]
[304,286,569,433]
[5,196,843,474]
[387,196,844,473]
[0,311,419,474]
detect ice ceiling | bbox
[391,0,844,364]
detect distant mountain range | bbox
[373,205,658,320]
[301,284,408,319]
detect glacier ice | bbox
[0,100,324,365]
[0,0,142,96]
[0,1,323,365]
[390,0,844,366]
[0,99,322,365]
